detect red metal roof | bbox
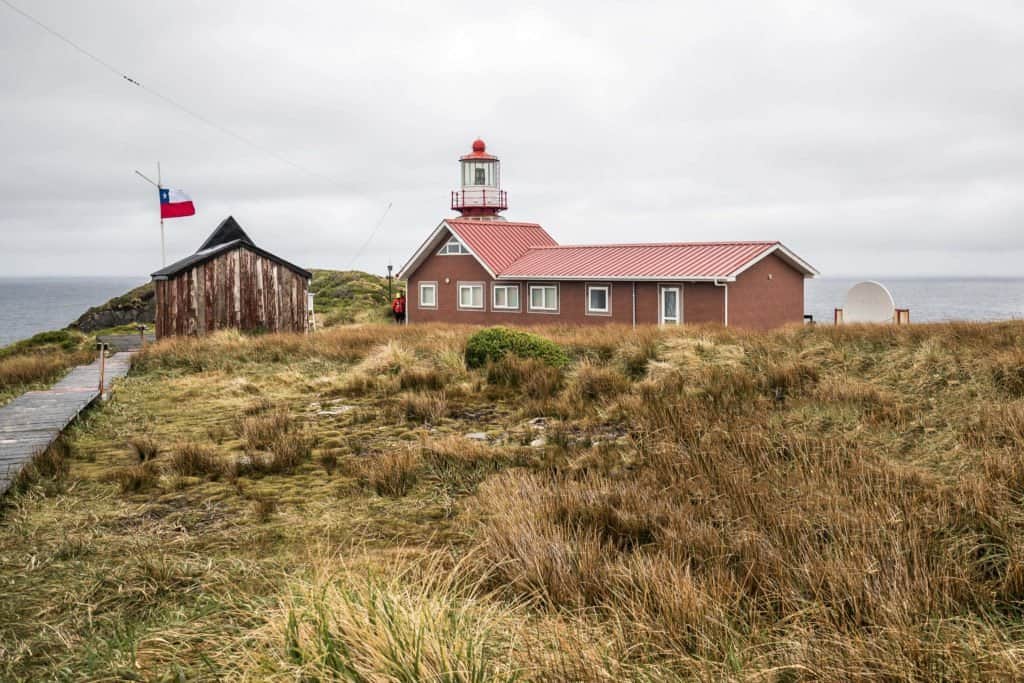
[498,241,786,280]
[445,219,558,275]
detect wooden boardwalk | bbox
[0,353,133,495]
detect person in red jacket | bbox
[391,291,406,324]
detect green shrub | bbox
[465,326,569,369]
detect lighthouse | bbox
[450,139,508,220]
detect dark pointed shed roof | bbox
[197,215,254,250]
[151,216,311,280]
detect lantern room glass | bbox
[461,160,499,188]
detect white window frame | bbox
[457,282,484,310]
[659,284,682,325]
[418,281,437,309]
[437,236,470,255]
[492,284,520,311]
[528,283,559,313]
[586,284,611,316]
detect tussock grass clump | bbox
[961,403,1024,450]
[360,447,421,497]
[265,559,518,681]
[127,436,159,461]
[253,495,278,521]
[485,354,563,399]
[614,328,661,379]
[238,409,293,451]
[105,460,162,493]
[763,359,819,397]
[12,437,71,493]
[397,391,448,424]
[356,340,416,376]
[564,360,630,404]
[420,435,518,493]
[259,430,316,474]
[319,449,339,474]
[242,396,274,415]
[398,365,448,392]
[990,349,1024,397]
[168,443,222,478]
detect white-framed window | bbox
[587,285,610,314]
[438,236,470,255]
[659,285,681,325]
[418,282,437,309]
[529,284,558,312]
[458,282,484,309]
[492,284,520,310]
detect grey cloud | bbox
[1,0,1023,278]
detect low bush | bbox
[465,327,568,369]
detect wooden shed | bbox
[150,216,312,338]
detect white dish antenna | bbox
[843,281,896,323]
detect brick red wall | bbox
[684,282,725,324]
[727,252,805,329]
[407,237,803,329]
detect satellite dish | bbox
[843,281,896,323]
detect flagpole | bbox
[157,161,165,266]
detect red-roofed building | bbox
[398,140,818,329]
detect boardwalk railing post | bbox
[96,343,107,397]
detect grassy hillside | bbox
[3,322,1024,679]
[309,269,400,326]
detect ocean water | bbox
[1,276,1023,349]
[0,277,147,348]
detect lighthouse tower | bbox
[450,139,508,220]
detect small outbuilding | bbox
[150,216,312,338]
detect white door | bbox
[660,286,681,325]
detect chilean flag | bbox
[159,187,196,219]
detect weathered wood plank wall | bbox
[155,247,308,338]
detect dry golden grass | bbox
[5,321,1024,680]
[0,347,94,404]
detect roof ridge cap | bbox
[446,218,544,226]
[526,240,780,250]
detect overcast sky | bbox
[1,1,1022,279]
